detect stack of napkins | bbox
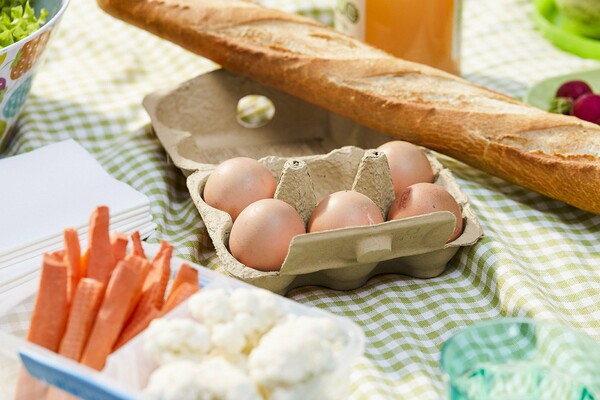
[0,139,155,296]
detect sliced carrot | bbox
[159,282,200,317]
[49,250,65,261]
[113,306,160,350]
[62,228,81,304]
[118,276,200,350]
[152,241,174,308]
[130,230,146,259]
[165,263,199,302]
[119,242,173,342]
[80,255,149,370]
[80,248,89,278]
[16,255,69,400]
[110,232,129,266]
[86,206,115,286]
[139,241,173,310]
[123,256,152,323]
[58,278,104,362]
[27,254,69,351]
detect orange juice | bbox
[335,0,462,74]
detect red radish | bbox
[556,80,593,100]
[572,93,600,125]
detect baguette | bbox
[97,0,600,214]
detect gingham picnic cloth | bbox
[3,0,600,398]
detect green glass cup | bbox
[441,318,600,400]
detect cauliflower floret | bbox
[144,318,211,365]
[188,287,285,358]
[248,316,343,394]
[211,321,246,356]
[143,358,262,400]
[188,288,233,325]
[143,289,348,400]
[142,361,203,400]
[229,288,284,346]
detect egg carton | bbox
[143,69,483,294]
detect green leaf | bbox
[548,97,573,115]
[0,1,47,49]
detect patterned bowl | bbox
[0,0,70,152]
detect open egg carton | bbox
[144,69,483,294]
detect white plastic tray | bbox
[0,243,365,399]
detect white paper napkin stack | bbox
[0,139,156,296]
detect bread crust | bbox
[98,0,600,214]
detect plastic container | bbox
[0,243,365,399]
[143,69,483,295]
[532,0,600,60]
[440,318,600,400]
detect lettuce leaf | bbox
[0,1,48,49]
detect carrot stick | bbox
[86,206,115,286]
[165,263,198,302]
[80,255,149,370]
[118,266,200,349]
[123,257,152,323]
[15,255,69,400]
[139,241,173,310]
[118,242,173,343]
[57,278,104,362]
[62,228,81,304]
[27,254,69,351]
[110,232,129,266]
[80,248,89,278]
[159,282,200,317]
[49,250,64,261]
[113,306,160,350]
[152,241,173,307]
[130,231,146,259]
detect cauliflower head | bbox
[188,287,285,358]
[143,358,262,400]
[247,315,343,396]
[144,318,211,365]
[188,288,233,326]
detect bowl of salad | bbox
[0,0,70,152]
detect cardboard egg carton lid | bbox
[143,69,483,294]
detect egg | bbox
[203,157,277,221]
[308,190,384,232]
[229,198,306,272]
[387,183,463,242]
[377,141,434,198]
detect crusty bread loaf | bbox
[97,0,600,214]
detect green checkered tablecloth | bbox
[3,0,600,398]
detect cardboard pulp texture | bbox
[143,69,483,295]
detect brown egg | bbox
[308,190,384,232]
[388,183,463,242]
[203,157,277,221]
[377,141,434,198]
[229,198,306,272]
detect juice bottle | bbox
[334,0,462,75]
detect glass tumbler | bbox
[441,318,600,400]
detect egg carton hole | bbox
[236,94,275,129]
